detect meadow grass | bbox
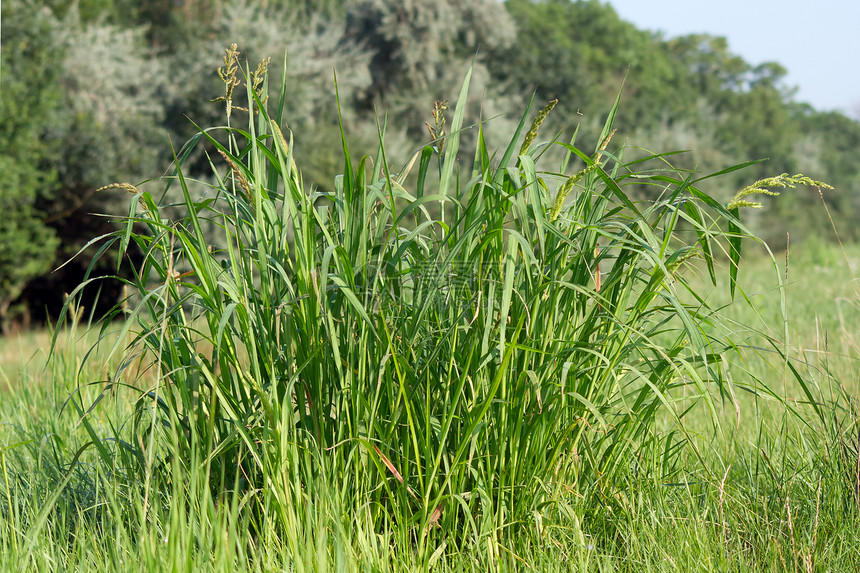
[2,55,859,571]
[4,247,860,571]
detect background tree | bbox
[0,1,64,332]
[2,0,177,325]
[345,0,517,146]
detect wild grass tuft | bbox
[8,50,846,570]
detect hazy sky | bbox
[606,0,860,116]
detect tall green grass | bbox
[3,52,844,570]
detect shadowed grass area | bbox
[1,51,856,571]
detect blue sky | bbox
[606,0,860,116]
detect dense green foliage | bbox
[1,2,859,570]
[0,2,63,332]
[1,0,858,565]
[0,51,856,570]
[3,328,860,573]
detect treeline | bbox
[2,0,859,332]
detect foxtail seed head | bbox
[598,129,616,153]
[520,98,558,157]
[97,182,139,194]
[548,162,602,223]
[219,149,253,204]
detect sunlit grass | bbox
[2,51,858,571]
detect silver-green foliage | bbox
[347,0,515,92]
[55,9,171,183]
[346,0,518,147]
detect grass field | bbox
[3,244,860,571]
[2,56,860,571]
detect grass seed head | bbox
[250,57,270,106]
[219,149,252,203]
[548,162,602,223]
[727,173,834,210]
[213,44,241,119]
[426,100,449,155]
[96,182,139,194]
[270,121,290,155]
[520,98,558,157]
[598,129,616,153]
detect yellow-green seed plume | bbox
[520,98,558,157]
[548,162,602,223]
[727,173,833,210]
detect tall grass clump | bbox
[56,48,830,567]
